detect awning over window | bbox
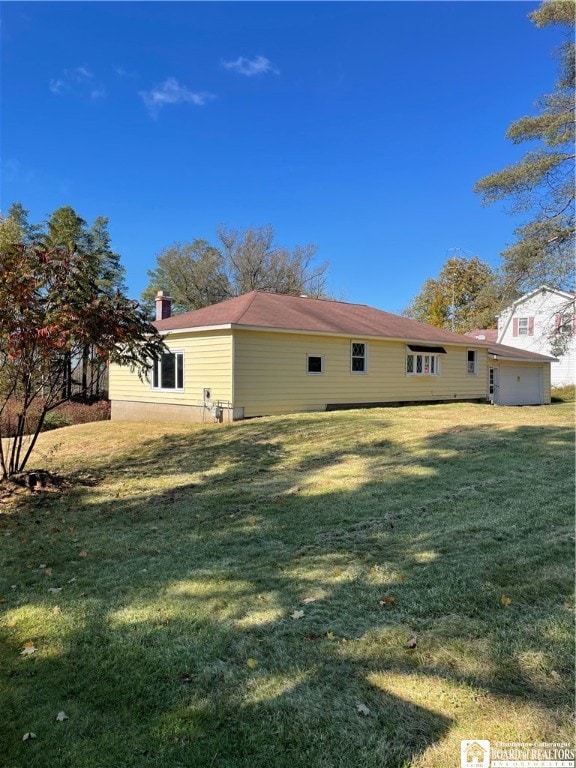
[407,344,447,354]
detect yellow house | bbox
[109,291,555,422]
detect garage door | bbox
[496,366,543,406]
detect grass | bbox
[0,402,574,768]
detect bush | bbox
[551,385,575,403]
[1,400,111,437]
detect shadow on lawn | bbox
[1,414,574,767]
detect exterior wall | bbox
[490,361,551,406]
[232,330,489,417]
[109,330,233,421]
[498,289,575,387]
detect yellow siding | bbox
[233,330,489,417]
[109,331,233,406]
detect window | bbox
[555,312,574,334]
[517,317,529,336]
[307,355,324,374]
[406,352,440,376]
[152,351,184,391]
[467,349,477,375]
[351,342,367,373]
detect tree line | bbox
[141,224,330,316]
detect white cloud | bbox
[139,77,215,117]
[222,55,279,77]
[49,66,106,100]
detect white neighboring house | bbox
[497,286,575,387]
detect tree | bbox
[216,224,329,298]
[142,225,330,314]
[141,239,230,315]
[0,213,165,481]
[404,255,501,333]
[35,206,128,399]
[475,0,575,297]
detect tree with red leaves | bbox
[0,210,165,480]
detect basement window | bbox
[307,355,324,374]
[152,351,184,391]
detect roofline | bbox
[159,321,491,347]
[499,285,576,314]
[488,352,558,363]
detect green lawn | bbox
[1,403,574,768]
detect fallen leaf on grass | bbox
[0,596,5,604]
[20,643,37,656]
[333,567,343,577]
[301,596,317,605]
[356,703,371,716]
[304,633,322,641]
[326,631,336,641]
[406,635,418,649]
[79,550,88,558]
[246,516,257,526]
[22,732,36,741]
[368,566,379,576]
[178,673,194,683]
[291,610,304,620]
[44,568,53,577]
[379,596,396,606]
[246,658,259,669]
[501,595,512,606]
[56,711,69,721]
[48,587,62,594]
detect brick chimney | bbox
[155,290,172,321]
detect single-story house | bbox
[109,291,557,422]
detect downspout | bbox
[230,332,235,419]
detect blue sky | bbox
[1,1,562,313]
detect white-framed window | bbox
[406,352,440,376]
[467,349,478,375]
[517,317,529,336]
[351,342,367,373]
[307,354,324,374]
[152,351,184,391]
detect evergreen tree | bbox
[475,0,575,295]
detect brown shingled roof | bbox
[155,291,487,345]
[154,291,556,361]
[465,328,498,343]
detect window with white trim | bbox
[517,317,529,336]
[406,352,440,375]
[307,354,324,374]
[467,349,477,375]
[351,342,367,373]
[152,351,184,391]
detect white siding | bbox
[498,289,575,387]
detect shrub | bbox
[1,400,111,437]
[551,385,575,403]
